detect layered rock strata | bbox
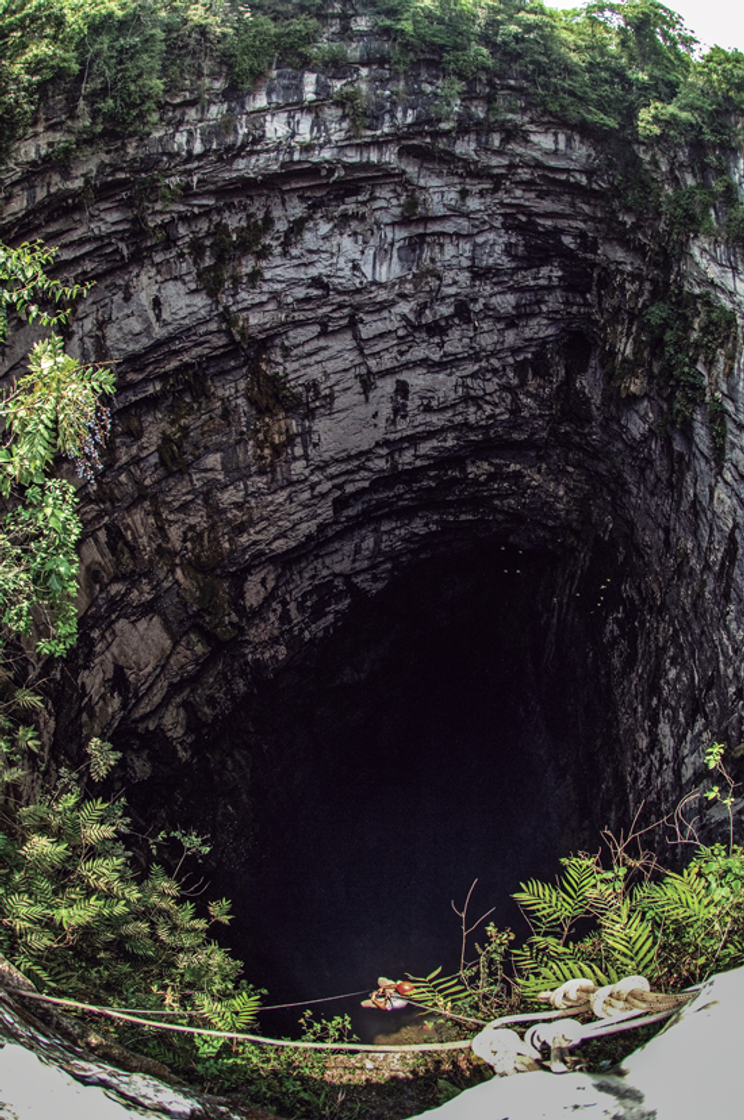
[2,61,743,834]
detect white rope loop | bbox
[474,975,691,1073]
[524,1018,584,1053]
[471,1027,541,1075]
[540,977,595,1010]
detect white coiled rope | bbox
[471,975,692,1075]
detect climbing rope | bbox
[472,974,694,1074]
[539,974,690,1017]
[261,989,370,1012]
[4,989,471,1054]
[2,973,693,1066]
[0,985,370,1019]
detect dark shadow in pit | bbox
[202,545,622,1040]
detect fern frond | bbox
[54,898,107,931]
[635,871,712,924]
[557,857,601,915]
[208,898,233,925]
[143,866,180,903]
[11,688,44,712]
[601,907,657,976]
[511,935,575,977]
[14,953,54,987]
[118,920,151,941]
[17,801,56,832]
[405,966,471,1010]
[3,892,51,926]
[77,799,118,847]
[21,928,56,952]
[74,855,128,893]
[126,938,158,957]
[195,988,261,1031]
[513,949,608,1000]
[512,879,568,930]
[20,834,70,869]
[86,738,122,782]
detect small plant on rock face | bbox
[703,741,739,854]
[0,239,255,1059]
[86,737,123,783]
[333,83,370,133]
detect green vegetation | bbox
[2,2,744,162]
[438,746,744,1019]
[0,739,244,1002]
[0,0,321,159]
[192,212,275,299]
[3,3,741,453]
[510,842,744,998]
[0,241,258,1067]
[0,241,114,658]
[2,4,744,1112]
[333,82,372,133]
[635,287,739,434]
[401,827,744,1025]
[374,1,707,134]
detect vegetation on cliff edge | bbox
[0,240,260,1057]
[1,2,744,162]
[2,3,744,1113]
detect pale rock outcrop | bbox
[413,964,744,1120]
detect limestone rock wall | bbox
[2,61,744,829]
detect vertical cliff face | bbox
[2,60,743,873]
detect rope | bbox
[2,974,693,1066]
[578,1008,678,1039]
[540,976,691,1018]
[4,990,470,1054]
[262,989,370,1011]
[473,974,695,1074]
[60,989,371,1017]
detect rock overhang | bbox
[2,64,743,838]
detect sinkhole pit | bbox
[7,62,744,1043]
[120,539,638,1038]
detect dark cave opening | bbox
[183,541,628,1039]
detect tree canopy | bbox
[1,1,743,159]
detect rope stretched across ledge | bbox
[1,973,694,1063]
[3,988,471,1053]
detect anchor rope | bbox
[1,974,694,1059]
[9,988,371,1018]
[3,989,471,1053]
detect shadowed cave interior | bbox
[134,541,631,1039]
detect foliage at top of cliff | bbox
[1,0,744,163]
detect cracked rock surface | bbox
[2,61,744,833]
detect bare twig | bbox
[451,879,496,973]
[601,800,665,883]
[668,790,703,847]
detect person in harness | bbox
[361,977,416,1011]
